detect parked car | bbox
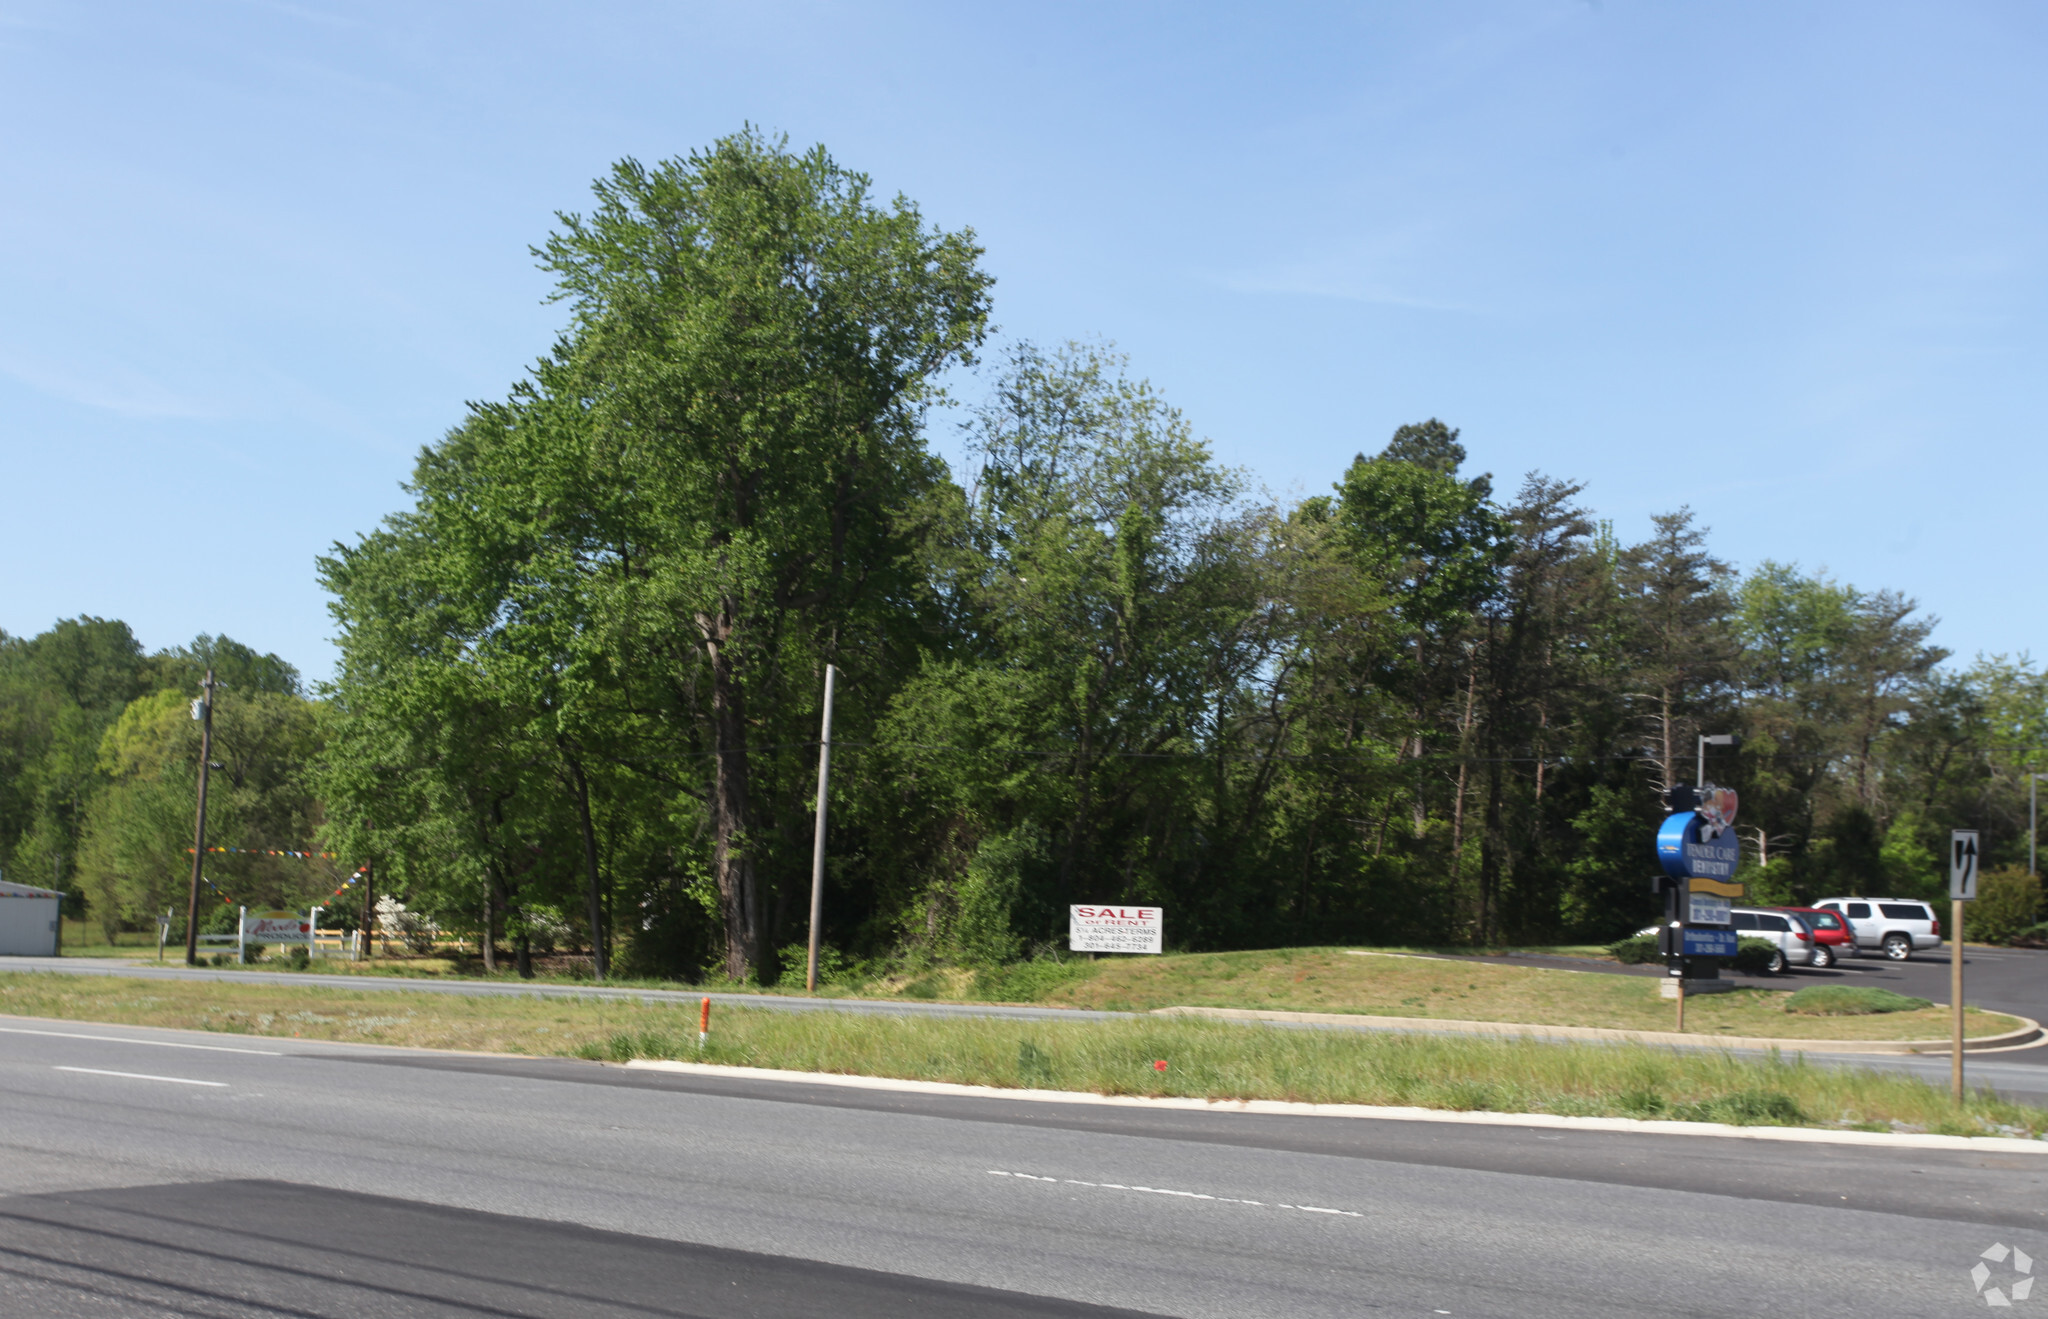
[1773,906,1854,968]
[1809,897,1943,961]
[1728,907,1816,974]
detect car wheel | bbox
[1766,949,1787,974]
[1811,944,1834,969]
[1883,933,1912,961]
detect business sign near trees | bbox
[1069,906,1163,954]
[1654,784,1743,1024]
[242,910,313,944]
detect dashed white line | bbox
[54,1067,227,1088]
[0,1026,280,1055]
[987,1170,1362,1217]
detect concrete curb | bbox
[622,1058,2048,1154]
[1150,1004,2047,1054]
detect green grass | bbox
[581,1005,2044,1137]
[1787,986,1936,1016]
[1,970,2040,1137]
[1017,947,2021,1040]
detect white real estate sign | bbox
[1069,905,1163,954]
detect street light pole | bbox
[2031,773,2041,877]
[183,670,216,966]
[1697,733,1735,788]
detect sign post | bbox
[1655,784,1742,1030]
[1950,829,1979,1103]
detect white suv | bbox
[1728,907,1817,974]
[1810,897,1943,961]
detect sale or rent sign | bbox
[242,910,313,944]
[1069,905,1163,954]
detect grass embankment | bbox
[68,942,2029,1043]
[0,971,2041,1139]
[1004,948,2022,1042]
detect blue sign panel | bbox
[1683,927,1739,958]
[1656,811,1741,881]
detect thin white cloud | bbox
[1206,265,1478,313]
[0,345,221,420]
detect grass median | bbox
[1,971,2041,1140]
[89,944,2031,1045]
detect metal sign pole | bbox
[1951,896,1965,1102]
[1950,829,1979,1104]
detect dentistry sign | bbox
[1069,905,1163,954]
[1656,785,1742,890]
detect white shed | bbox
[0,880,63,956]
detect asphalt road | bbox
[0,1017,2043,1317]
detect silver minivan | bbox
[1729,907,1817,974]
[1810,897,1942,960]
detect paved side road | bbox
[0,1017,2042,1317]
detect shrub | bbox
[1608,933,1659,964]
[1786,985,1933,1016]
[1729,937,1782,975]
[286,945,310,970]
[1969,867,2045,944]
[771,942,875,989]
[949,829,1041,965]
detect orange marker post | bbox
[699,996,711,1050]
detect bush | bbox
[1786,985,1933,1016]
[948,828,1043,965]
[771,942,876,989]
[286,945,310,970]
[1608,933,1659,965]
[1729,937,1782,975]
[1969,867,2044,944]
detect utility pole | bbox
[357,860,376,961]
[1696,732,1734,788]
[183,670,216,966]
[805,664,837,994]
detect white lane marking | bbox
[0,1026,280,1055]
[55,1066,227,1088]
[987,1170,1361,1218]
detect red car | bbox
[1775,906,1854,968]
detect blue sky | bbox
[4,1,2043,681]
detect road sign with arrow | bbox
[1950,830,1980,901]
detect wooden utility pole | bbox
[357,860,376,961]
[805,665,837,994]
[183,670,216,966]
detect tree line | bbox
[6,130,2043,974]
